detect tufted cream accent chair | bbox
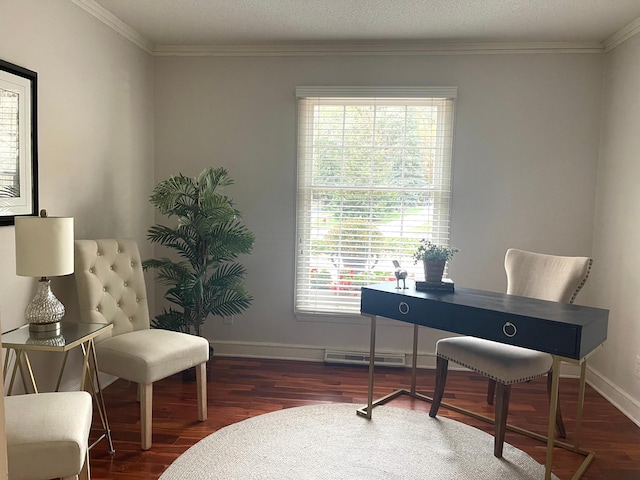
[73,239,209,450]
[429,248,592,458]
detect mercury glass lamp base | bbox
[25,278,65,334]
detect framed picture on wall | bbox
[0,59,38,226]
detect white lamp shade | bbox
[15,216,74,277]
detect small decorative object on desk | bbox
[412,239,458,287]
[392,260,408,289]
[416,278,455,292]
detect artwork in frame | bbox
[0,59,38,226]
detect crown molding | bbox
[153,42,603,57]
[68,1,605,58]
[68,0,154,54]
[604,16,640,53]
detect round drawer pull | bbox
[502,322,517,338]
[398,302,410,315]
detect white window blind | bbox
[295,87,457,315]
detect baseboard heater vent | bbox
[324,350,405,367]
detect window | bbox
[295,87,457,315]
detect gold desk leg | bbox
[411,325,418,395]
[358,350,595,479]
[574,360,587,451]
[366,314,377,418]
[358,314,377,420]
[545,356,561,480]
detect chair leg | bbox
[494,382,511,458]
[196,362,207,421]
[140,383,153,450]
[547,371,567,438]
[429,356,449,418]
[487,379,496,405]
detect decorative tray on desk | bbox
[415,278,455,292]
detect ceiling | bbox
[91,0,640,47]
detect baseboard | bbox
[212,340,445,369]
[212,340,326,362]
[586,366,640,428]
[211,340,583,376]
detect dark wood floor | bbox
[88,357,640,479]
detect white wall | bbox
[589,32,640,424]
[0,0,154,391]
[154,53,604,360]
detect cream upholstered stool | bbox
[73,239,209,450]
[429,248,592,458]
[5,391,92,480]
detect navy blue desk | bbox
[358,282,609,480]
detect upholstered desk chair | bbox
[429,248,592,458]
[5,391,93,480]
[74,239,209,450]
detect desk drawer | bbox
[361,289,451,330]
[451,306,580,358]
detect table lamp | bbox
[15,209,74,334]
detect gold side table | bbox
[2,322,115,453]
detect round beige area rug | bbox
[160,403,559,479]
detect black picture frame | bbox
[0,58,38,226]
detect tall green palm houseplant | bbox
[143,167,255,338]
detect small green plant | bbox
[412,239,459,263]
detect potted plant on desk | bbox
[413,239,459,283]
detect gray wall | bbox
[153,53,603,360]
[590,32,640,423]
